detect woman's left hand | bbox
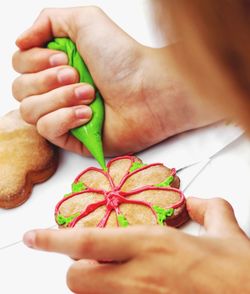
[23,197,250,294]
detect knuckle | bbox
[39,7,63,21]
[58,86,75,106]
[39,69,55,89]
[12,77,23,100]
[84,5,103,15]
[153,225,170,237]
[73,6,104,28]
[39,7,51,18]
[37,108,75,140]
[28,48,44,67]
[35,230,50,251]
[77,230,96,256]
[20,99,35,124]
[133,226,166,244]
[36,117,49,138]
[37,66,63,91]
[210,197,233,211]
[138,225,157,237]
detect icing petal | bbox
[120,187,185,225]
[73,206,106,228]
[119,203,156,225]
[75,167,112,191]
[125,187,184,209]
[108,156,141,187]
[73,208,117,228]
[120,164,174,192]
[56,191,105,227]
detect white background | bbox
[0,1,250,294]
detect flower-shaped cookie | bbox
[55,156,189,228]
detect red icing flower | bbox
[55,156,188,228]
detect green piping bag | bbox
[47,38,106,170]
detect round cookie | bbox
[55,155,189,228]
[0,110,58,208]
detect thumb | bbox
[16,8,75,49]
[16,6,131,53]
[186,197,247,239]
[16,7,107,50]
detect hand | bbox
[12,7,221,156]
[23,197,250,294]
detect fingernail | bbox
[75,107,92,119]
[75,85,93,100]
[23,230,36,248]
[50,53,68,66]
[57,68,76,84]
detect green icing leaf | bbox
[71,182,86,193]
[56,213,80,226]
[117,214,129,227]
[155,175,174,187]
[153,205,174,225]
[129,162,146,172]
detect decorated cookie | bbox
[0,110,58,208]
[55,155,189,228]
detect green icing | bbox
[47,38,106,170]
[155,175,174,187]
[64,181,86,197]
[71,182,86,193]
[129,161,146,172]
[153,205,174,225]
[117,214,129,227]
[56,213,80,226]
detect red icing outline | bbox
[55,155,185,227]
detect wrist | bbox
[139,46,222,140]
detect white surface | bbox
[137,122,243,170]
[0,1,250,294]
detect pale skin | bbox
[12,7,220,156]
[23,197,250,294]
[13,6,250,294]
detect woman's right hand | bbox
[12,7,220,156]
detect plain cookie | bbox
[0,110,58,208]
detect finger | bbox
[20,83,95,124]
[15,6,131,64]
[16,8,78,49]
[13,66,79,101]
[12,48,68,74]
[187,197,247,239]
[23,227,148,261]
[36,106,92,156]
[67,260,123,294]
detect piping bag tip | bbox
[71,127,107,171]
[89,146,107,171]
